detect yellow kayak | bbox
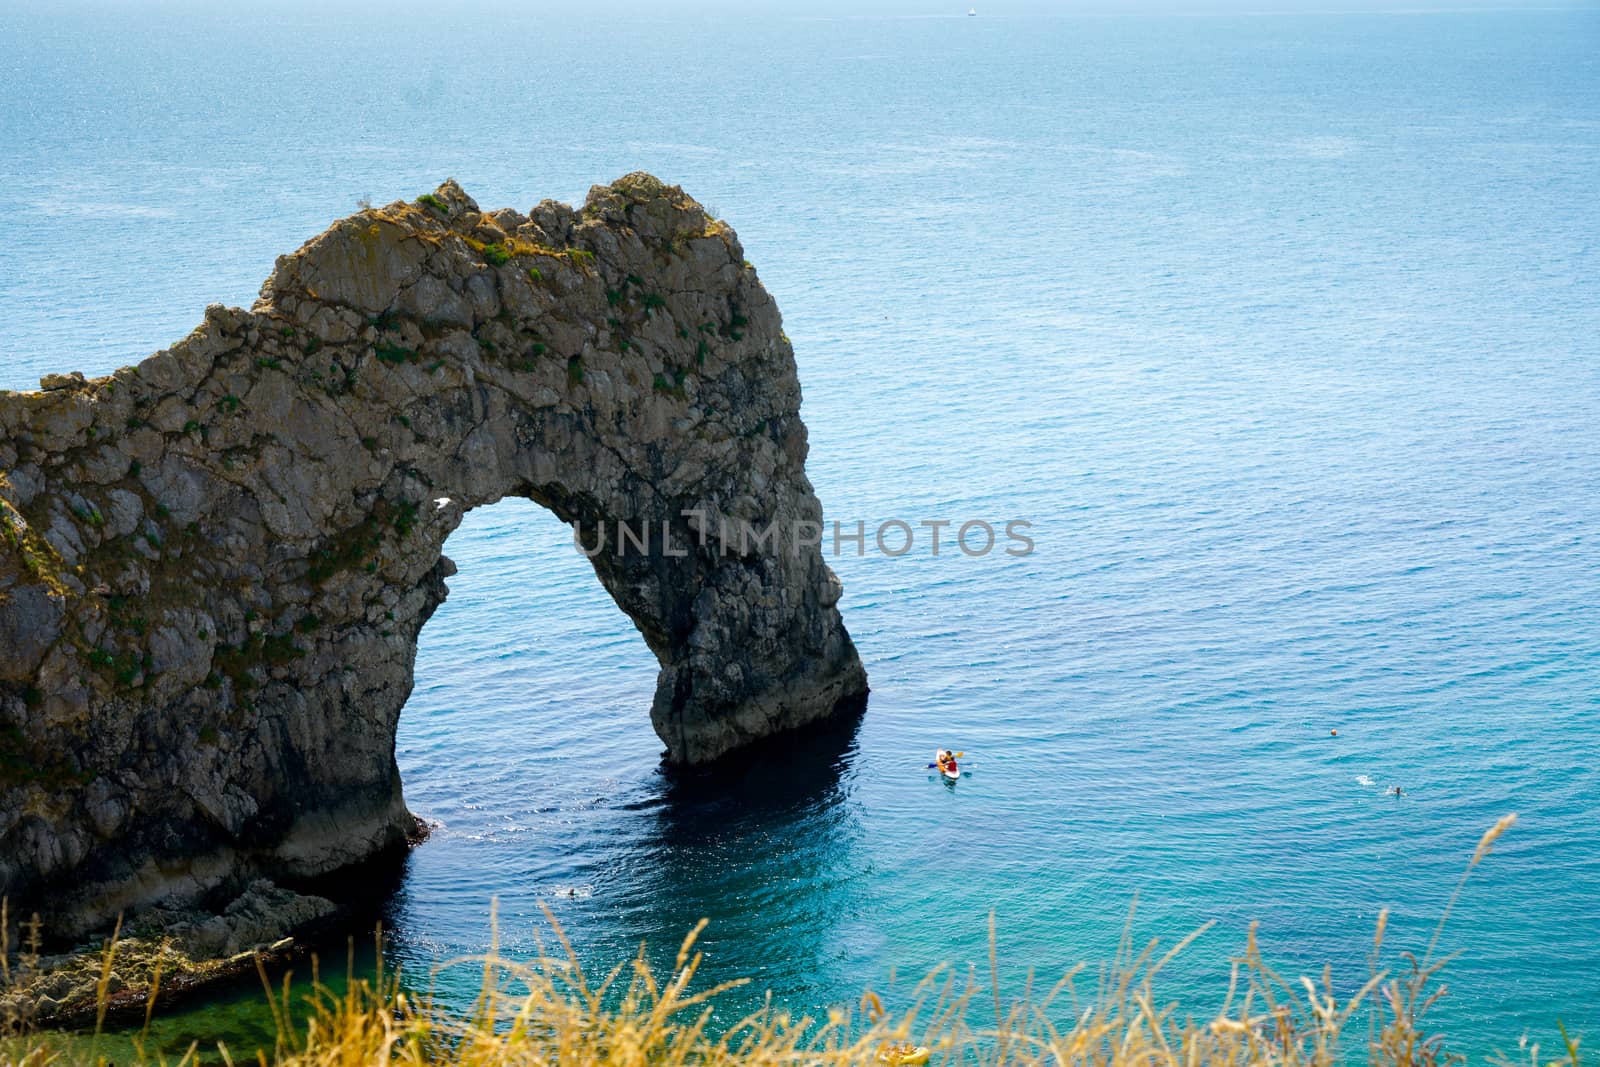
[877,1043,931,1066]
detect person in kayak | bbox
[937,749,959,775]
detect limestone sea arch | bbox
[0,174,868,934]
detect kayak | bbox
[878,1043,931,1066]
[941,766,960,781]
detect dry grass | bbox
[0,814,1583,1067]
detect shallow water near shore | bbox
[4,5,1600,1059]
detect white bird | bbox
[434,497,452,511]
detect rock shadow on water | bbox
[597,693,873,1012]
[650,689,868,814]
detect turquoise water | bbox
[4,5,1600,1059]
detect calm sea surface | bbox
[3,5,1598,1058]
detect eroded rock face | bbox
[0,174,867,935]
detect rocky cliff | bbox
[0,174,867,937]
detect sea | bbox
[2,3,1598,1059]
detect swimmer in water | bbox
[1389,786,1404,797]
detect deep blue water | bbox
[3,5,1599,1059]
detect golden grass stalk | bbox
[0,815,1579,1067]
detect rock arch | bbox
[0,175,867,932]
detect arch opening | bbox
[399,496,662,819]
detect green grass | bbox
[305,512,384,585]
[71,505,105,529]
[416,193,451,216]
[0,723,85,789]
[84,644,151,689]
[654,368,689,399]
[375,342,419,366]
[391,500,420,537]
[261,632,303,665]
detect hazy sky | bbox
[11,0,1599,15]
